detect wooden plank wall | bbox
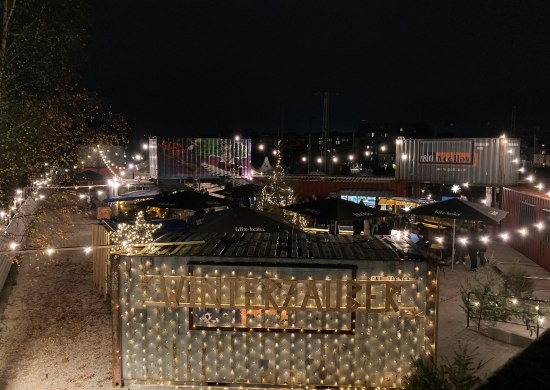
[92,224,111,297]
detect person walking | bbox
[468,227,479,272]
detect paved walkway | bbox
[436,241,550,379]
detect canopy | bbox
[191,207,300,234]
[408,197,508,225]
[408,197,509,269]
[257,157,274,174]
[136,190,234,210]
[281,197,394,221]
[103,189,160,203]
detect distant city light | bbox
[380,145,387,152]
[301,156,307,162]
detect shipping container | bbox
[112,232,437,389]
[273,176,410,200]
[149,137,252,180]
[396,138,520,186]
[501,187,550,271]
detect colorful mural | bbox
[151,137,251,179]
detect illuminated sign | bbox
[418,140,475,165]
[142,275,416,313]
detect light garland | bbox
[99,148,124,181]
[117,259,436,387]
[110,211,160,254]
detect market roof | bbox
[130,231,425,261]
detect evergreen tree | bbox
[254,141,307,229]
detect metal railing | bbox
[466,291,549,337]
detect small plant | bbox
[404,343,484,390]
[501,267,534,299]
[461,273,511,327]
[461,268,541,335]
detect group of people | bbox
[353,215,411,237]
[413,222,489,272]
[452,225,489,272]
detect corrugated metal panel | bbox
[133,231,425,262]
[148,137,158,178]
[396,138,520,186]
[501,187,550,271]
[150,137,252,179]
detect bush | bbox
[404,343,484,390]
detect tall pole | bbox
[322,92,330,174]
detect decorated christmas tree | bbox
[254,141,308,229]
[110,211,160,254]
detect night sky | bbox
[84,1,550,138]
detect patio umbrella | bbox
[213,183,262,198]
[136,190,234,210]
[191,207,300,234]
[282,197,393,221]
[408,197,509,269]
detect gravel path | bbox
[0,196,112,389]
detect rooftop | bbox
[132,232,426,261]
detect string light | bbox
[110,211,160,254]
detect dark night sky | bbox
[83,1,550,138]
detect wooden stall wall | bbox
[92,224,111,297]
[115,255,436,389]
[501,187,550,271]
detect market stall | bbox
[111,232,436,389]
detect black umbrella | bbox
[408,197,509,269]
[409,197,508,225]
[213,183,262,198]
[136,190,234,210]
[281,197,393,221]
[191,207,300,233]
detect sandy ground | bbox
[0,195,112,390]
